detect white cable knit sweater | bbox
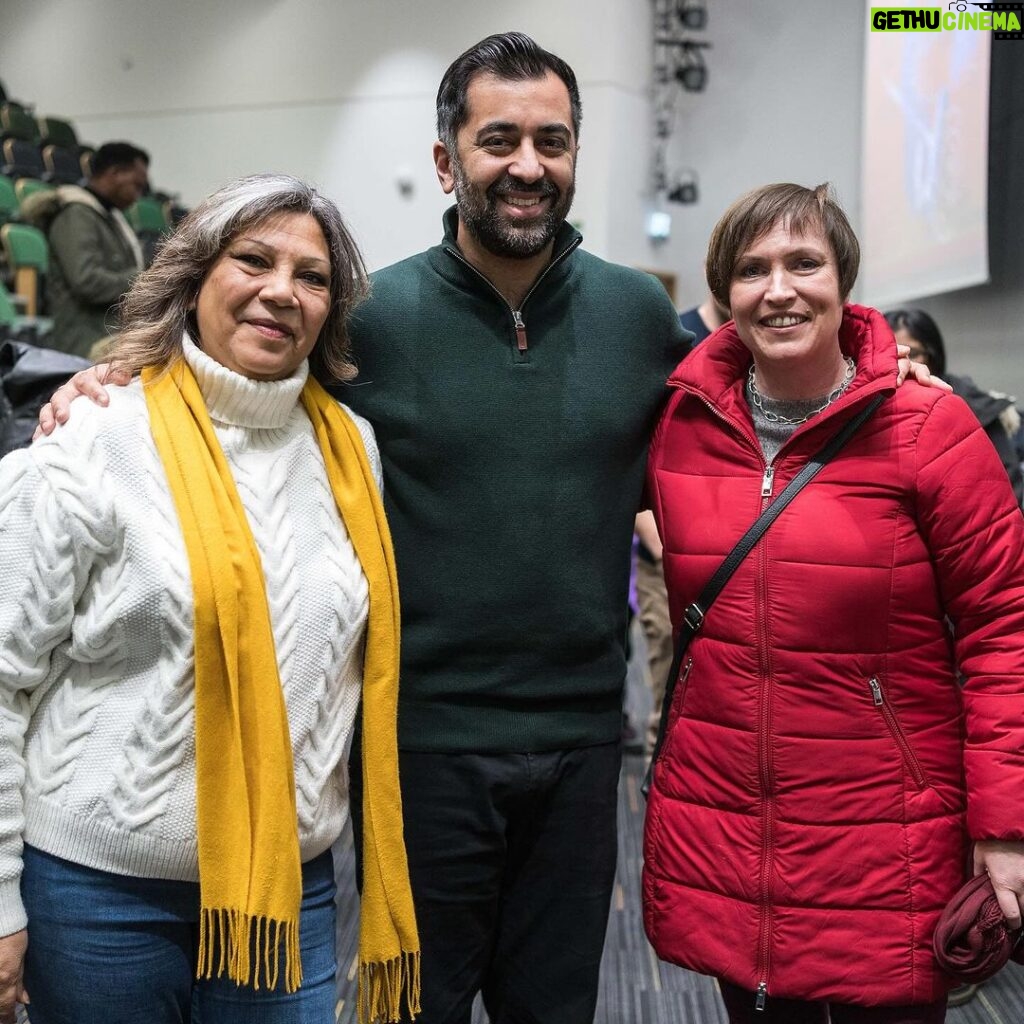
[0,337,379,935]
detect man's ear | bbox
[433,141,456,195]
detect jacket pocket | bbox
[868,676,929,790]
[652,656,694,794]
[665,656,694,733]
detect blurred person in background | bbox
[636,290,730,756]
[22,142,149,358]
[678,288,729,346]
[885,307,1023,508]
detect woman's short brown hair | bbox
[705,183,860,310]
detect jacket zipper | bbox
[754,465,774,1010]
[444,234,582,357]
[685,394,776,1008]
[868,677,929,789]
[667,385,890,1013]
[756,981,767,1011]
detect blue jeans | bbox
[21,845,337,1023]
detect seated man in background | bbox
[23,141,148,358]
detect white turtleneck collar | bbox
[181,332,308,430]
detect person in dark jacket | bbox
[884,307,1023,508]
[0,341,89,455]
[22,142,148,358]
[678,289,729,346]
[644,183,1024,1023]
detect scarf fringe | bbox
[197,906,303,994]
[358,950,421,1024]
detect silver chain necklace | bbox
[747,356,856,426]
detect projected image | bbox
[861,16,990,307]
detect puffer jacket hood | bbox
[20,184,106,234]
[667,303,899,422]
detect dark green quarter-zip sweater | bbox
[340,208,691,753]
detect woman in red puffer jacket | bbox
[643,183,1024,1024]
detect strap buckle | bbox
[683,602,704,632]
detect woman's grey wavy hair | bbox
[108,174,369,382]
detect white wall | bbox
[640,0,865,306]
[3,0,1021,396]
[0,0,649,272]
[640,0,1023,398]
[899,47,1024,394]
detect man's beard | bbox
[451,157,575,259]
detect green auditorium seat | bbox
[0,280,18,324]
[0,102,39,144]
[37,116,79,150]
[153,191,190,227]
[0,277,55,350]
[14,178,55,207]
[126,195,171,235]
[0,177,18,225]
[2,139,45,181]
[1,223,48,317]
[41,145,81,185]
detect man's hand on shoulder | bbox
[895,344,953,391]
[34,363,131,439]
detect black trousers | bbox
[718,980,948,1024]
[351,741,622,1024]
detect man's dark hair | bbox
[92,142,150,178]
[436,32,582,151]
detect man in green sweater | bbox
[343,33,690,1024]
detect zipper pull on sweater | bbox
[512,310,528,352]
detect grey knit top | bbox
[745,380,832,465]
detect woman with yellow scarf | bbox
[0,175,418,1023]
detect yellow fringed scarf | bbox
[143,360,420,1021]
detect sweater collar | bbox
[431,205,582,298]
[182,332,307,429]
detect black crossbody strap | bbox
[642,393,885,797]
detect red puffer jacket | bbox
[643,305,1024,1009]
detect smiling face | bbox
[434,70,577,261]
[729,219,846,398]
[194,212,332,381]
